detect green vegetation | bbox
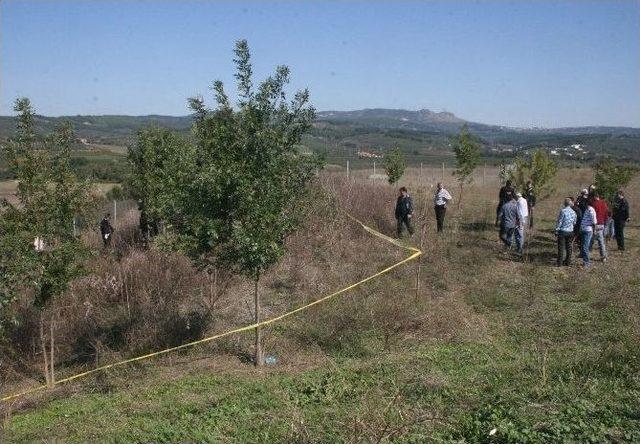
[3,174,639,441]
[384,147,406,185]
[452,124,481,209]
[510,149,558,198]
[0,98,96,384]
[594,156,638,203]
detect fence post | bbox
[441,162,445,181]
[113,200,117,227]
[346,160,350,180]
[373,161,376,176]
[420,162,423,179]
[483,163,486,186]
[73,217,77,237]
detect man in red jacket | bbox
[589,191,608,261]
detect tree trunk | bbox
[49,316,55,384]
[39,313,50,387]
[254,272,263,367]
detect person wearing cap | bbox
[395,186,414,238]
[555,197,578,266]
[433,182,452,232]
[612,190,630,251]
[515,191,529,252]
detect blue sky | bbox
[1,0,639,127]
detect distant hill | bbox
[1,109,639,162]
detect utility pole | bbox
[346,160,350,179]
[441,162,445,181]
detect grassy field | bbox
[1,167,639,443]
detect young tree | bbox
[510,149,558,200]
[384,147,406,185]
[593,157,638,204]
[452,124,481,210]
[144,40,320,366]
[127,128,195,243]
[0,98,95,385]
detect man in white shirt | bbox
[515,192,528,253]
[433,182,452,232]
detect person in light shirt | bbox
[579,200,598,268]
[555,198,578,266]
[433,182,452,232]
[515,192,529,253]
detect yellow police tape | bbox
[1,214,421,403]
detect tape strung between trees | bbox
[1,213,422,404]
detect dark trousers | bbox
[557,231,573,266]
[528,207,534,228]
[614,219,626,250]
[396,216,414,238]
[434,205,446,232]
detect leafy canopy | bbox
[0,98,95,332]
[510,149,558,199]
[384,147,406,185]
[594,157,637,204]
[452,124,481,185]
[135,40,321,276]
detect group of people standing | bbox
[395,182,453,238]
[395,179,630,270]
[555,186,629,268]
[495,180,535,254]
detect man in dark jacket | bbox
[100,213,114,247]
[395,187,414,238]
[524,181,536,228]
[570,197,583,254]
[612,190,630,251]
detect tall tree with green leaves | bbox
[384,147,406,185]
[127,127,195,242]
[593,157,638,204]
[143,40,320,365]
[510,149,558,200]
[0,98,95,385]
[452,124,481,210]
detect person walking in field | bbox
[555,198,577,266]
[497,193,522,252]
[496,180,515,240]
[395,186,414,238]
[580,200,597,268]
[612,190,630,251]
[589,191,608,262]
[433,182,452,232]
[524,181,536,228]
[100,213,114,248]
[570,197,583,254]
[515,192,529,252]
